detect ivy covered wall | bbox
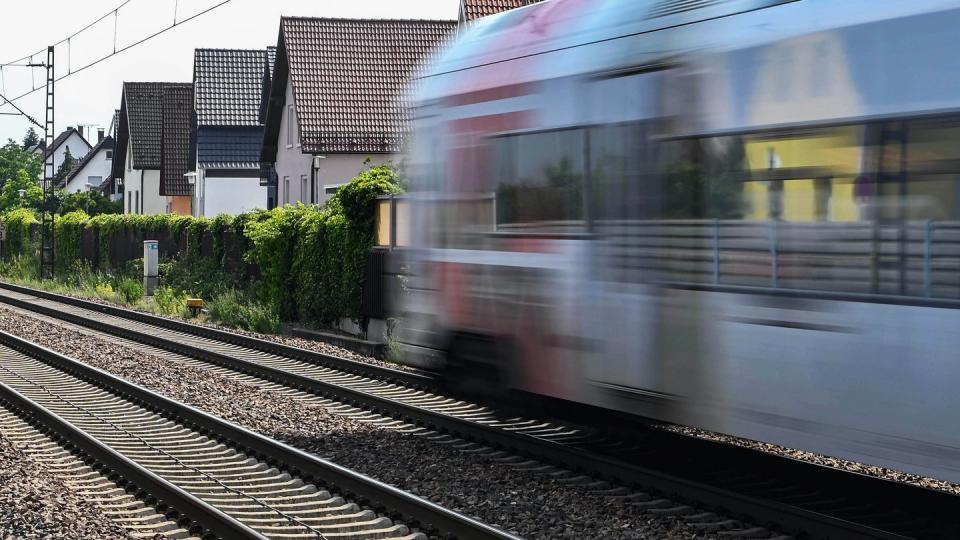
[0,165,401,326]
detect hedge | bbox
[0,165,402,326]
[2,207,37,260]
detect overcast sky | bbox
[0,0,458,144]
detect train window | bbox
[492,129,586,233]
[590,122,663,222]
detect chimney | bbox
[98,129,104,143]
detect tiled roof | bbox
[160,84,194,196]
[62,135,115,187]
[123,82,165,169]
[266,46,277,78]
[260,47,277,124]
[460,0,544,21]
[194,48,270,127]
[197,127,262,169]
[280,17,455,154]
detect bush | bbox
[54,210,89,274]
[153,285,186,316]
[206,290,280,334]
[159,256,239,299]
[116,278,143,305]
[292,166,401,324]
[0,255,37,281]
[2,207,38,260]
[94,281,115,302]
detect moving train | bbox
[399,0,960,484]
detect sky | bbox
[0,0,458,145]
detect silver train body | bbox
[400,0,960,483]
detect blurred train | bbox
[398,0,960,484]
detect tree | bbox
[0,140,42,190]
[22,128,40,150]
[0,168,43,211]
[59,190,122,216]
[54,147,77,187]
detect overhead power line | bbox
[0,0,233,111]
[0,90,42,127]
[2,0,134,68]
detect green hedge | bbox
[1,165,403,326]
[1,207,38,260]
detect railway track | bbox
[0,326,518,540]
[0,281,958,539]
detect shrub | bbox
[153,285,186,316]
[116,278,143,305]
[94,281,115,302]
[293,166,401,325]
[0,254,37,281]
[243,204,313,320]
[2,207,38,260]
[206,290,280,334]
[159,256,239,299]
[54,210,89,274]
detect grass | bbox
[0,256,281,335]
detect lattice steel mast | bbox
[40,46,54,279]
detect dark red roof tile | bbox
[280,17,455,154]
[461,0,544,21]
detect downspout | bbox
[140,170,145,215]
[310,157,316,204]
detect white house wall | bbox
[275,78,313,206]
[274,76,395,206]
[53,132,91,173]
[314,154,393,203]
[64,147,113,193]
[122,138,166,215]
[198,175,268,216]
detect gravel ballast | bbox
[0,307,709,539]
[0,428,133,540]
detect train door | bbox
[581,69,670,400]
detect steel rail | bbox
[0,282,957,538]
[0,280,433,386]
[0,378,266,540]
[0,329,519,540]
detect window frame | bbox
[286,105,295,148]
[487,125,594,237]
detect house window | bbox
[135,191,140,214]
[301,175,309,203]
[87,176,102,189]
[283,176,290,205]
[286,105,295,147]
[127,191,132,213]
[105,150,113,160]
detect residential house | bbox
[260,17,456,207]
[111,82,194,215]
[39,126,92,179]
[458,0,544,22]
[191,48,272,217]
[61,129,115,193]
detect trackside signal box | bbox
[144,240,159,296]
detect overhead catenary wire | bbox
[0,90,41,128]
[1,0,233,105]
[1,0,134,68]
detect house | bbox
[61,129,115,193]
[40,126,92,179]
[459,0,544,22]
[260,17,456,207]
[191,48,272,217]
[111,82,194,215]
